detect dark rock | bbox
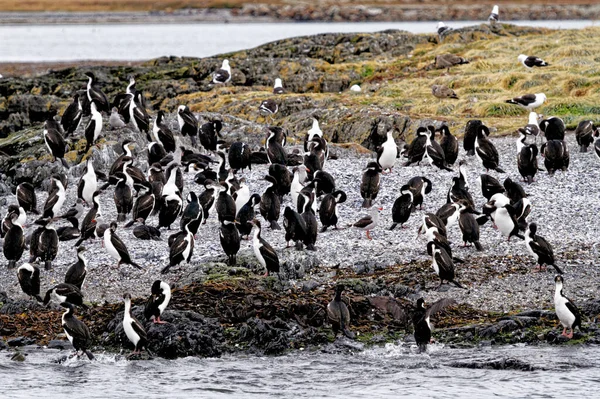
[447,357,538,371]
[47,340,74,350]
[301,280,320,292]
[104,306,223,359]
[238,317,290,355]
[478,319,521,338]
[581,299,600,317]
[7,336,36,347]
[0,339,7,350]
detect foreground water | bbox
[1,343,598,398]
[0,20,596,62]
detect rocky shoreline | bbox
[2,3,600,24]
[1,24,600,360]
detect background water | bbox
[1,343,599,398]
[0,20,596,62]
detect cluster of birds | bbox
[2,12,596,357]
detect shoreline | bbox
[1,4,600,25]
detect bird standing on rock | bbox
[251,220,280,277]
[327,285,355,339]
[65,246,88,290]
[4,212,25,269]
[554,275,581,339]
[144,280,171,324]
[213,59,231,84]
[123,293,150,357]
[43,118,69,168]
[177,105,199,147]
[376,130,398,173]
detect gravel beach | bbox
[1,128,598,315]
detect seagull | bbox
[488,5,499,24]
[506,93,547,111]
[213,59,231,84]
[518,54,549,69]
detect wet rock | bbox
[7,336,36,347]
[47,340,73,350]
[10,352,26,362]
[238,317,290,355]
[104,306,223,359]
[447,357,538,371]
[0,340,7,350]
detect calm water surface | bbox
[0,20,596,62]
[1,343,598,398]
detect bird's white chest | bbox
[104,231,120,261]
[62,315,74,345]
[82,172,97,202]
[524,235,538,260]
[123,314,140,345]
[177,114,184,130]
[446,210,459,229]
[252,237,266,268]
[182,234,192,262]
[431,255,440,275]
[554,293,575,328]
[92,114,102,139]
[495,209,514,237]
[379,140,397,169]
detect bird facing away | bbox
[432,84,458,100]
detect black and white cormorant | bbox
[104,222,143,269]
[60,302,94,360]
[541,140,569,175]
[199,119,223,153]
[258,99,278,122]
[43,118,69,168]
[113,172,133,223]
[16,181,38,214]
[61,92,83,136]
[301,192,318,251]
[403,127,428,165]
[29,218,59,270]
[458,201,483,251]
[437,125,458,165]
[421,128,452,171]
[260,175,281,230]
[153,110,176,153]
[177,105,199,147]
[44,283,86,308]
[475,125,504,172]
[427,242,464,289]
[283,206,307,249]
[407,176,432,210]
[412,297,456,352]
[84,71,109,113]
[525,223,563,273]
[517,141,539,184]
[228,141,252,171]
[57,217,80,242]
[266,127,287,165]
[554,275,582,340]
[83,101,103,155]
[389,185,413,230]
[162,224,194,274]
[133,221,162,241]
[479,174,505,200]
[268,163,292,199]
[575,120,595,153]
[463,119,484,156]
[17,263,43,302]
[251,220,280,276]
[123,293,150,356]
[319,190,346,232]
[237,194,260,239]
[216,184,236,223]
[144,280,171,324]
[360,161,381,208]
[539,116,565,141]
[376,130,398,173]
[77,158,98,205]
[3,212,25,269]
[327,285,355,338]
[74,191,100,247]
[42,175,66,219]
[304,117,323,152]
[65,246,88,290]
[220,220,241,265]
